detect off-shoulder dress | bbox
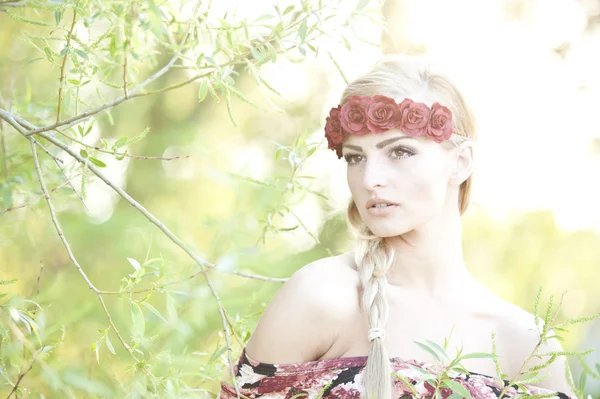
[219,347,574,399]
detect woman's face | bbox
[343,128,457,237]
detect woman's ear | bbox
[450,141,475,186]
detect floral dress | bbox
[219,347,575,399]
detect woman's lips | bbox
[367,204,399,216]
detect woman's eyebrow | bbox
[342,136,415,152]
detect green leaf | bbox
[55,10,63,25]
[74,49,88,59]
[129,301,145,336]
[26,57,44,65]
[114,149,128,161]
[198,79,208,103]
[91,340,101,364]
[114,137,129,148]
[109,35,117,57]
[224,89,237,127]
[442,380,472,399]
[104,335,116,355]
[44,46,54,62]
[456,352,499,362]
[298,19,308,42]
[127,258,141,271]
[141,302,167,323]
[250,46,262,60]
[208,346,227,364]
[88,157,106,168]
[255,13,275,22]
[80,149,89,158]
[424,339,450,362]
[414,341,441,362]
[122,127,149,146]
[342,35,351,50]
[1,184,13,208]
[283,5,295,15]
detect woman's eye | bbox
[344,147,413,165]
[391,146,414,159]
[344,154,363,164]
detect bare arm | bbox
[245,259,349,364]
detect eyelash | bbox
[344,146,415,165]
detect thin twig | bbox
[0,173,80,215]
[6,346,41,399]
[5,112,64,164]
[11,115,89,209]
[24,55,179,136]
[229,270,288,282]
[56,7,78,123]
[36,261,43,295]
[29,139,146,366]
[97,269,287,295]
[123,38,129,99]
[14,113,182,163]
[52,127,189,161]
[0,97,9,181]
[255,163,299,246]
[200,267,242,399]
[4,317,76,399]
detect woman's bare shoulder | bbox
[244,252,359,364]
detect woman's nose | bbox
[362,159,387,190]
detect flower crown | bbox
[324,94,459,159]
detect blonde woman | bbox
[219,55,576,399]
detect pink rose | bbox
[399,98,430,137]
[340,96,370,136]
[427,102,453,143]
[325,106,345,149]
[366,95,400,134]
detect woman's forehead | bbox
[343,128,420,147]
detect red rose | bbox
[427,102,453,143]
[340,96,370,136]
[366,95,400,134]
[399,98,430,137]
[325,106,345,149]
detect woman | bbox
[219,55,576,399]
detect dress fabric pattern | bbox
[219,348,575,399]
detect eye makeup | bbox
[343,145,415,165]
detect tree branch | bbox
[56,7,78,123]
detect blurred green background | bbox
[1,0,599,397]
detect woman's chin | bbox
[366,223,408,238]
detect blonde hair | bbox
[342,54,477,399]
